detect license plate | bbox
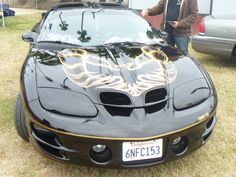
[122,139,163,162]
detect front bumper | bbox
[192,35,234,58]
[28,114,216,168]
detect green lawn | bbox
[0,14,235,177]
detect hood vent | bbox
[145,88,167,104]
[100,92,132,106]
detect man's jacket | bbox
[147,0,198,37]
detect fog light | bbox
[172,137,181,145]
[90,145,112,164]
[172,136,188,155]
[92,145,106,153]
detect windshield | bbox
[37,8,161,46]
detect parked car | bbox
[192,15,236,62]
[14,2,217,168]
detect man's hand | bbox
[141,9,149,17]
[169,21,178,29]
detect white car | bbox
[192,15,236,62]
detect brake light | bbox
[199,20,205,35]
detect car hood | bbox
[32,44,204,107]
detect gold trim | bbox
[198,113,209,121]
[29,112,214,141]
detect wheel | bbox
[14,94,29,142]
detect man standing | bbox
[142,0,198,56]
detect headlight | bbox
[173,79,210,110]
[38,88,97,117]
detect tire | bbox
[232,46,236,64]
[14,94,29,142]
[232,55,236,64]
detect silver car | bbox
[192,15,236,62]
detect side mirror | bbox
[22,32,38,43]
[151,27,168,39]
[158,31,168,39]
[41,12,46,18]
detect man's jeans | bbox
[166,34,190,56]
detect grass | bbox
[0,14,236,177]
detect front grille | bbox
[100,90,167,116]
[100,92,132,105]
[144,101,167,114]
[144,88,167,114]
[145,88,167,104]
[104,106,133,116]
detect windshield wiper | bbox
[101,41,162,47]
[37,41,82,47]
[103,41,145,46]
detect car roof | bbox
[50,1,125,11]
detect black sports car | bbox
[14,2,217,168]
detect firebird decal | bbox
[58,47,177,96]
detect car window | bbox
[37,8,161,46]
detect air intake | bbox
[104,106,133,116]
[100,92,132,106]
[145,88,167,104]
[145,101,167,114]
